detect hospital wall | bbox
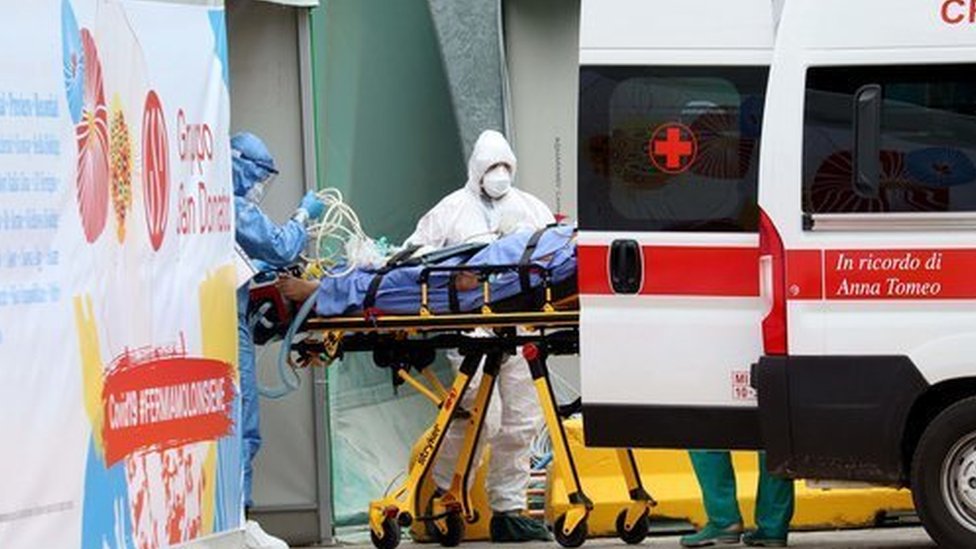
[504,0,580,223]
[428,0,507,158]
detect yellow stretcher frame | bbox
[297,304,654,549]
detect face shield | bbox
[233,149,279,204]
[244,172,277,205]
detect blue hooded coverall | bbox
[231,132,310,508]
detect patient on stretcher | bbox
[277,224,576,317]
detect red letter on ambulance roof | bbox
[942,0,966,24]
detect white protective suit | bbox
[405,130,554,512]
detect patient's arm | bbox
[276,273,320,303]
[454,270,479,292]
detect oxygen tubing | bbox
[255,291,318,399]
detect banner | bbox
[0,1,239,547]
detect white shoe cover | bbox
[244,519,289,549]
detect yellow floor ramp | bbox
[406,419,914,543]
[547,419,915,537]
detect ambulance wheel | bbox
[553,514,588,548]
[370,517,400,549]
[912,397,976,548]
[615,509,650,545]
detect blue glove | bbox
[299,191,325,221]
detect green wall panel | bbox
[309,0,465,528]
[312,0,464,243]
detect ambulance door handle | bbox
[610,239,642,294]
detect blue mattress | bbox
[315,225,577,317]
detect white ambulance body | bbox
[578,0,775,450]
[579,0,976,545]
[753,0,976,545]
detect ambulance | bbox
[578,0,976,546]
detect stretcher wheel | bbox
[397,512,413,527]
[373,348,395,368]
[615,509,650,545]
[553,514,587,548]
[370,517,400,549]
[424,495,464,547]
[408,347,436,369]
[435,512,464,547]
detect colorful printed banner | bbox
[0,1,239,547]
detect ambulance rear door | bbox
[578,0,775,449]
[755,0,976,484]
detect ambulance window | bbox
[578,66,768,232]
[803,64,976,215]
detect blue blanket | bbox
[315,225,577,317]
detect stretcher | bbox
[283,230,655,548]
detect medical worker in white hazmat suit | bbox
[405,130,554,542]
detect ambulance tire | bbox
[615,509,650,544]
[370,517,401,549]
[553,514,588,548]
[911,396,976,548]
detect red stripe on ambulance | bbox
[581,246,976,300]
[642,246,759,297]
[785,250,824,300]
[578,245,613,295]
[578,244,759,297]
[823,249,976,300]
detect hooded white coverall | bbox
[405,130,554,513]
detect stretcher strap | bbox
[388,244,423,266]
[518,225,553,294]
[363,272,387,313]
[364,242,488,314]
[362,245,421,312]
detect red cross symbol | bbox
[649,123,697,174]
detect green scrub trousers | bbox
[688,451,795,537]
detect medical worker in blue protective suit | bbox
[405,130,555,543]
[680,451,794,547]
[232,132,325,549]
